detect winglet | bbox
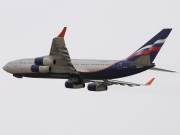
[57,27,67,37]
[145,78,155,85]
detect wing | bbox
[50,27,68,55]
[49,27,78,74]
[89,78,155,87]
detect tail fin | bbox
[127,29,172,63]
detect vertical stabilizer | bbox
[127,29,172,63]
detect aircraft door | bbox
[117,62,122,69]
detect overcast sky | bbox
[0,0,180,135]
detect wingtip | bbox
[57,27,67,37]
[145,78,155,85]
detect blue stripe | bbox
[13,64,155,80]
[143,48,150,51]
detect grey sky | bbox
[0,0,180,135]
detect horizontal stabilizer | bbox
[132,55,151,67]
[149,67,177,73]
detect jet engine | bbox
[65,80,85,89]
[31,65,51,73]
[34,57,56,66]
[87,83,108,91]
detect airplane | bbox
[3,27,176,91]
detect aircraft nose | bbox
[3,64,8,71]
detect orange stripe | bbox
[150,46,161,51]
[13,72,37,74]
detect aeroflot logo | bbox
[133,38,166,55]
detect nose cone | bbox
[3,64,8,72]
[3,65,6,71]
[3,62,14,74]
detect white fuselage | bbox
[3,58,118,74]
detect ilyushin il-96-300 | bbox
[3,27,176,91]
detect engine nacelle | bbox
[87,83,108,91]
[34,57,56,66]
[31,65,51,73]
[65,81,85,89]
